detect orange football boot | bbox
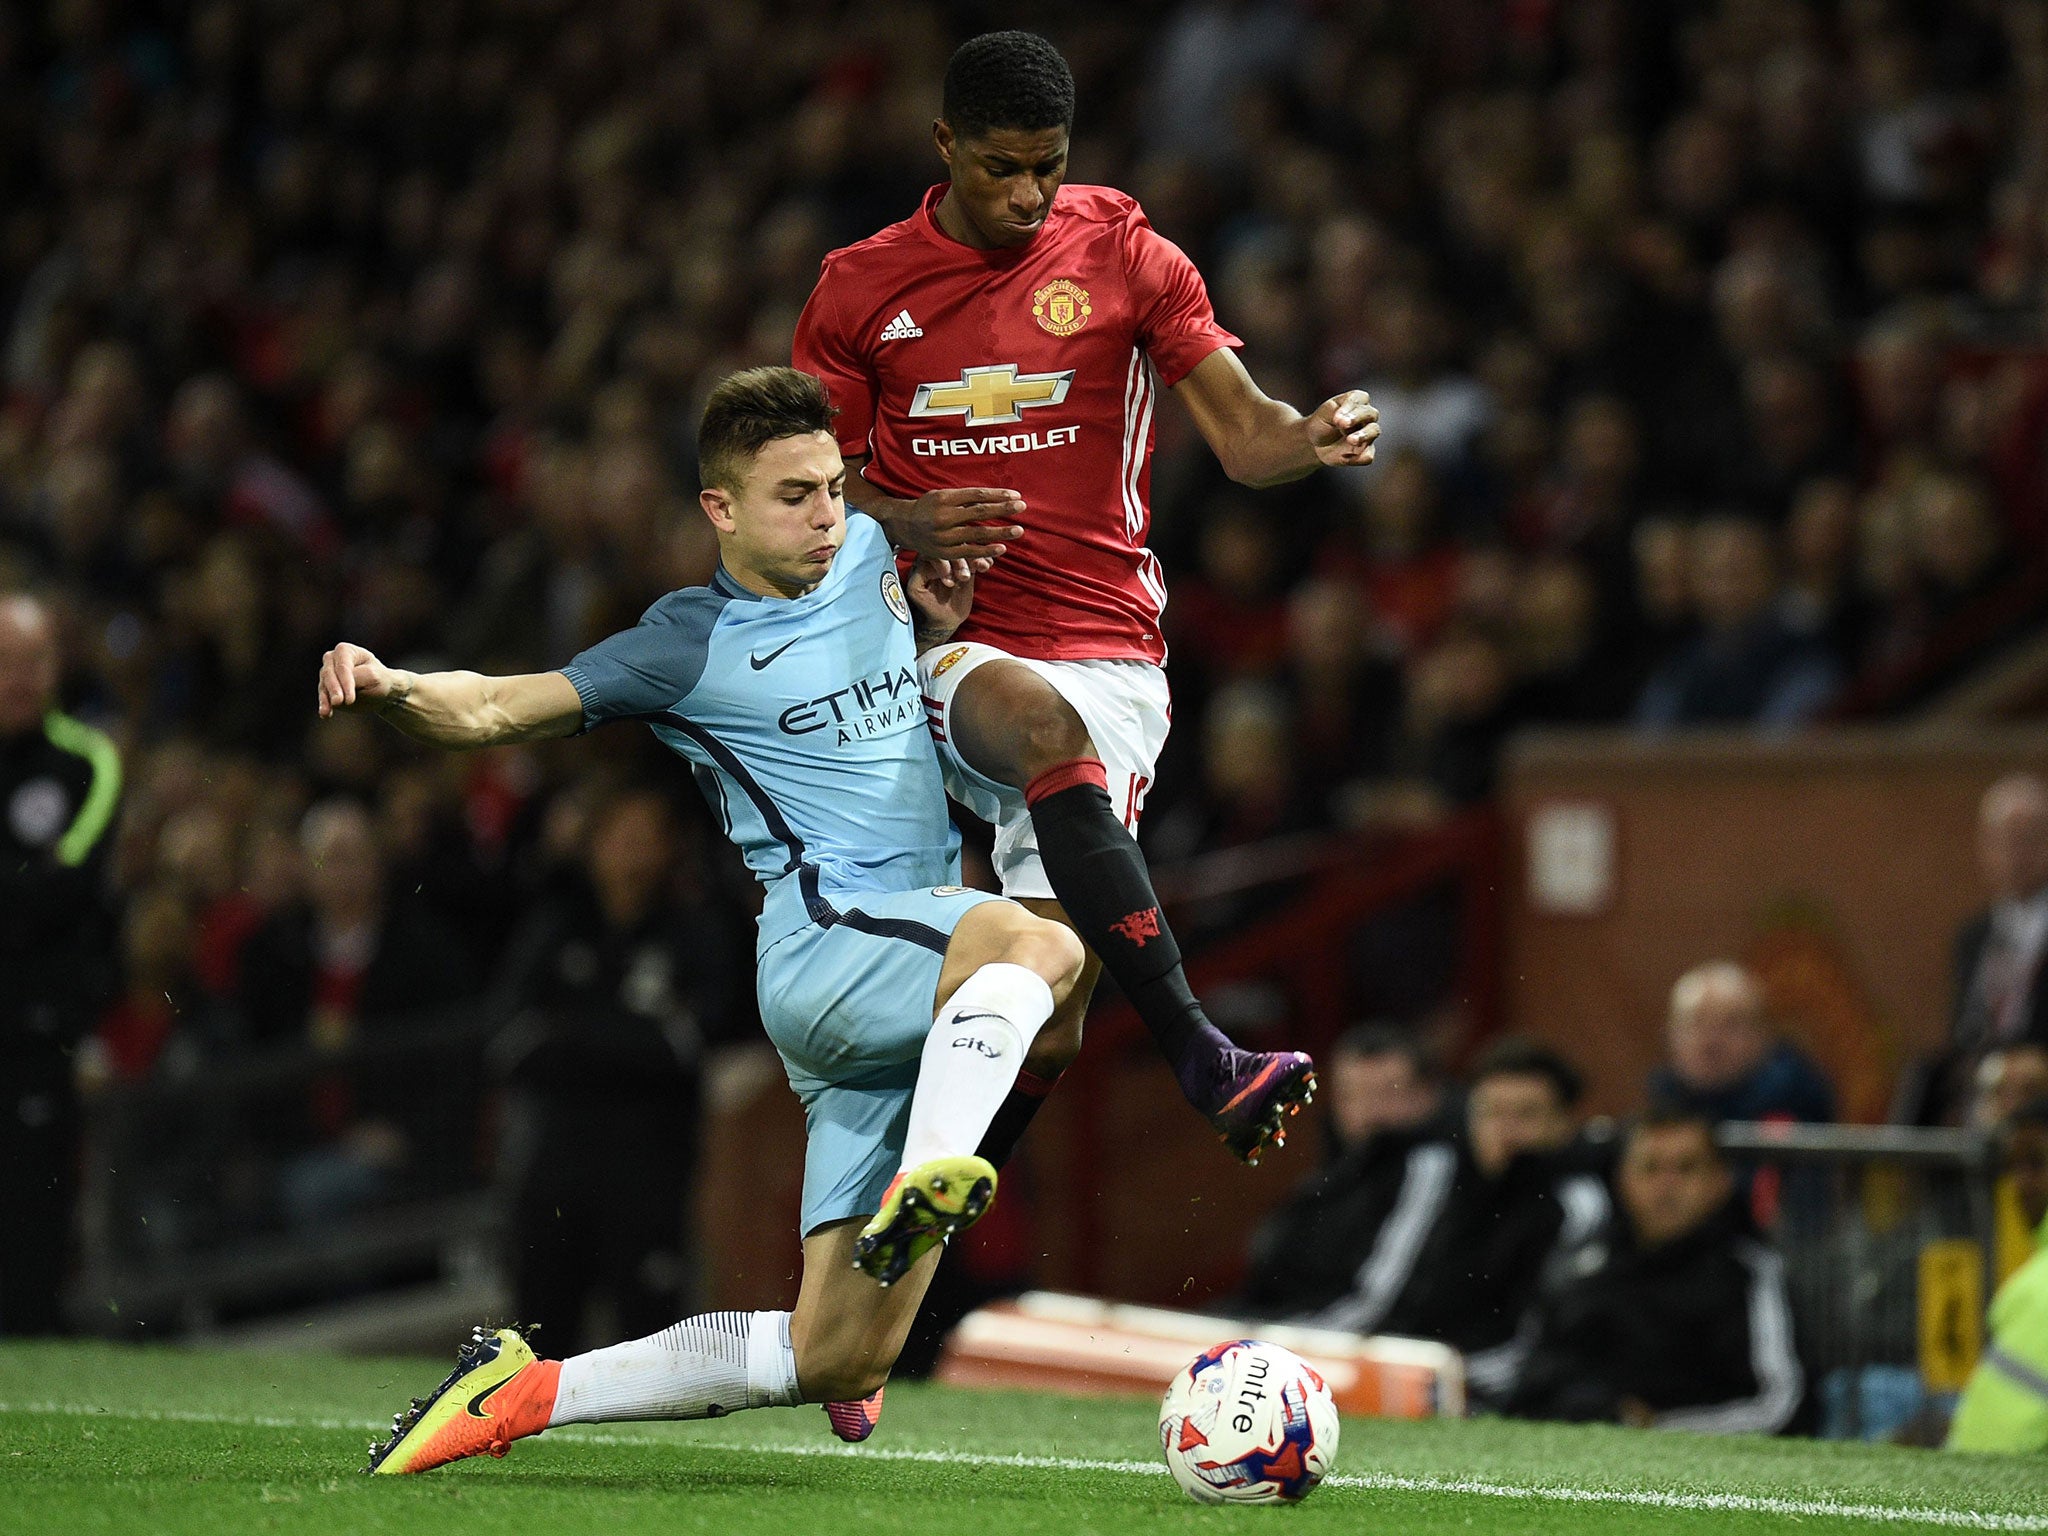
[366,1325,562,1475]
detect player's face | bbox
[703,431,847,599]
[934,122,1069,249]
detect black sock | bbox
[976,1067,1061,1168]
[1025,759,1238,1110]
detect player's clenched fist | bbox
[317,641,402,718]
[1307,391,1380,468]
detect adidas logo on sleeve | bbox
[878,309,923,341]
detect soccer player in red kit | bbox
[793,31,1379,1185]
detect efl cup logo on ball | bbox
[1158,1339,1339,1505]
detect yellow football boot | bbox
[853,1155,998,1287]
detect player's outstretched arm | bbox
[1172,349,1380,489]
[316,641,582,750]
[846,457,1026,565]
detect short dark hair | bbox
[698,367,836,493]
[941,31,1075,140]
[1471,1037,1583,1109]
[1334,1022,1433,1079]
[1628,1103,1724,1159]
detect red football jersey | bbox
[793,183,1240,664]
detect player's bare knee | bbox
[1007,914,1085,1000]
[1013,695,1094,781]
[957,663,1094,785]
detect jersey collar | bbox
[710,563,768,601]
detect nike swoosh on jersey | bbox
[750,638,799,670]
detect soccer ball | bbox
[1158,1339,1340,1504]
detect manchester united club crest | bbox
[1032,278,1092,337]
[880,568,912,623]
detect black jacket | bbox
[1898,909,2048,1124]
[1,713,120,1070]
[489,880,738,1111]
[1951,910,2048,1053]
[234,894,476,1045]
[1239,1125,1432,1319]
[1284,1132,1610,1402]
[1505,1201,1807,1434]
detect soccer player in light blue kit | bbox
[320,367,1084,1474]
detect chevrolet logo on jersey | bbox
[909,364,1074,426]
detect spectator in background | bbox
[1507,1108,1806,1435]
[79,884,205,1089]
[1946,1098,2048,1453]
[490,786,736,1355]
[236,799,475,1227]
[1906,775,2048,1125]
[1913,474,2006,627]
[1955,775,2048,1057]
[1280,575,1401,823]
[237,800,474,1046]
[1782,477,1871,670]
[1239,1024,1445,1318]
[1166,498,1291,691]
[1330,452,1461,655]
[1973,1044,2048,1135]
[1635,516,1842,729]
[1391,621,1517,806]
[1300,1038,1609,1406]
[0,593,122,1334]
[1650,961,1837,1127]
[1145,681,1311,861]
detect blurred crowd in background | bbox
[6,0,2048,1391]
[8,0,2048,1073]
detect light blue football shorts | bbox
[755,883,1006,1235]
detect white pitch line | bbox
[3,1399,2044,1531]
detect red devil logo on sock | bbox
[1109,906,1162,946]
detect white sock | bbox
[548,1309,803,1425]
[899,961,1054,1170]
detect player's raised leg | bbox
[853,896,1083,1284]
[944,657,1315,1165]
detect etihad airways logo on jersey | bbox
[907,364,1080,457]
[778,664,921,744]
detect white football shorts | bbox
[917,641,1171,901]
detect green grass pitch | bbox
[2,1341,2046,1534]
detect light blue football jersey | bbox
[562,512,963,948]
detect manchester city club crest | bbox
[880,568,912,623]
[1032,277,1092,337]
